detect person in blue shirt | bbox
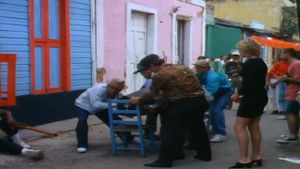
[194,59,234,143]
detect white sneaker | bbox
[11,133,31,148]
[277,115,287,120]
[77,147,87,153]
[210,134,227,143]
[21,148,44,160]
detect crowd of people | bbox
[1,38,300,169]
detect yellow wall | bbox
[208,0,283,30]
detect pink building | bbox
[93,0,206,93]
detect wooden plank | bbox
[0,3,28,13]
[0,10,28,19]
[0,17,28,26]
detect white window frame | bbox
[172,14,193,67]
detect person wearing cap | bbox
[225,50,242,90]
[132,63,160,138]
[130,54,211,168]
[133,63,153,90]
[74,78,130,153]
[194,59,234,143]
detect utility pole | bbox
[297,0,300,38]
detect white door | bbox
[175,20,186,65]
[173,18,191,67]
[126,12,147,94]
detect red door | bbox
[29,0,70,94]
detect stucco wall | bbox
[102,0,205,80]
[209,0,283,30]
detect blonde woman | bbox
[229,39,268,168]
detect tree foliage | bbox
[280,6,298,38]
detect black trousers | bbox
[157,95,211,163]
[76,107,132,148]
[0,119,23,155]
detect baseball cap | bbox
[193,59,210,67]
[231,50,240,56]
[133,63,145,74]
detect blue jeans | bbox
[210,89,234,136]
[276,82,287,112]
[76,106,125,148]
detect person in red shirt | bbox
[277,48,300,144]
[267,54,289,120]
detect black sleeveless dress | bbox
[237,58,268,118]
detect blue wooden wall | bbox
[0,0,31,96]
[0,0,92,95]
[70,0,92,90]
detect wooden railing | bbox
[0,54,16,106]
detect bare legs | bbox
[234,116,262,163]
[287,113,300,138]
[248,116,262,160]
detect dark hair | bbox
[139,54,165,69]
[197,56,206,60]
[283,48,297,58]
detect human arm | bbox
[130,71,170,105]
[89,86,108,110]
[278,76,300,84]
[205,72,220,96]
[0,110,17,129]
[277,64,300,84]
[130,91,155,105]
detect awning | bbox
[251,35,300,51]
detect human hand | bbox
[231,93,240,102]
[7,114,17,130]
[275,75,287,82]
[129,96,140,105]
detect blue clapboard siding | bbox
[0,0,31,96]
[0,0,92,95]
[70,0,92,90]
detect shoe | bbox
[251,159,262,167]
[77,147,87,153]
[21,148,44,161]
[229,162,252,168]
[280,134,288,139]
[10,133,31,148]
[277,137,299,144]
[271,110,280,115]
[172,153,185,161]
[210,134,227,143]
[193,155,211,161]
[131,137,140,144]
[144,160,172,168]
[276,115,287,120]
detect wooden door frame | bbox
[125,3,157,93]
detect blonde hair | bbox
[96,67,107,83]
[237,39,261,57]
